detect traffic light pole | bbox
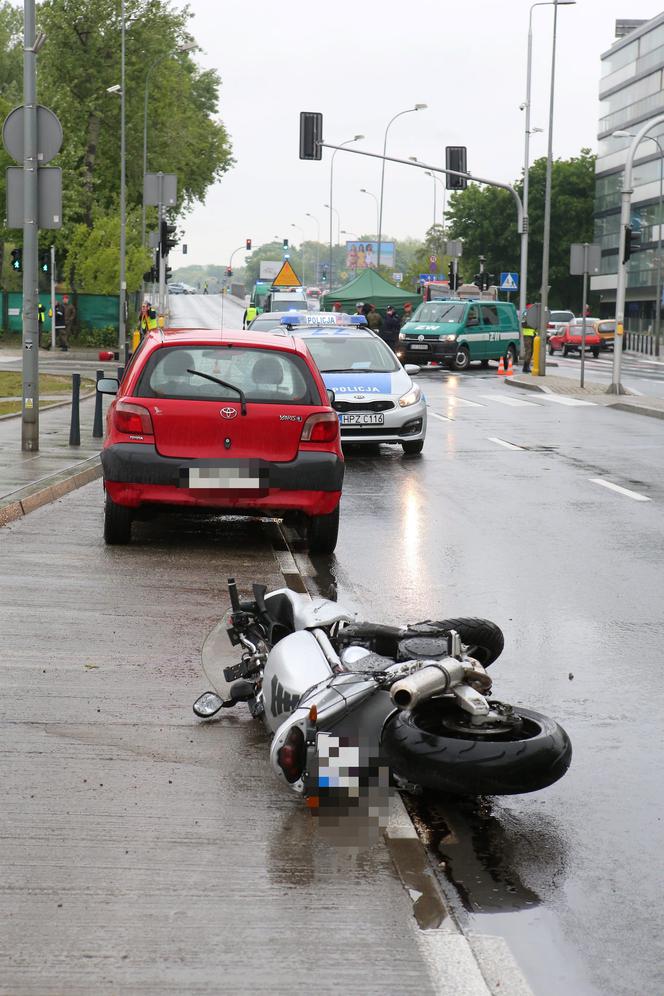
[22,0,39,451]
[610,113,664,394]
[50,244,56,351]
[157,199,165,316]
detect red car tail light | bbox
[114,401,154,436]
[301,411,339,444]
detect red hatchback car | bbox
[548,322,601,358]
[98,328,344,552]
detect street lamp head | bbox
[554,1,576,5]
[353,134,364,141]
[612,130,635,138]
[106,84,122,94]
[178,41,196,52]
[414,103,427,110]
[531,126,544,134]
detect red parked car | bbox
[548,322,601,358]
[97,328,344,552]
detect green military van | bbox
[397,299,521,371]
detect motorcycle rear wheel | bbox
[382,700,571,796]
[421,617,504,667]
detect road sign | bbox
[260,261,281,280]
[500,272,519,291]
[570,243,601,275]
[429,254,437,264]
[2,105,63,164]
[444,240,463,258]
[143,172,177,207]
[6,167,62,228]
[392,272,403,282]
[272,260,302,287]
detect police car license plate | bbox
[410,343,429,350]
[339,413,384,426]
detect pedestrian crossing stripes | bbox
[479,394,538,407]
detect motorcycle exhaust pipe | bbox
[390,661,466,710]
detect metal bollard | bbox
[92,369,104,439]
[69,373,81,446]
[117,366,125,383]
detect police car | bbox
[279,312,426,455]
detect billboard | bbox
[345,241,395,270]
[259,260,282,280]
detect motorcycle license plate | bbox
[339,413,384,426]
[410,344,429,350]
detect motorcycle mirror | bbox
[193,691,225,718]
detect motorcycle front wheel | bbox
[382,700,571,797]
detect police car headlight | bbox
[398,384,422,408]
[398,332,406,341]
[439,334,457,342]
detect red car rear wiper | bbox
[186,369,247,415]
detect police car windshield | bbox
[304,336,399,373]
[413,302,465,323]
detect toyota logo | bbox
[220,407,237,420]
[418,334,424,342]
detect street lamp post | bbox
[290,222,306,285]
[537,0,576,376]
[614,129,664,357]
[424,171,447,231]
[305,212,320,283]
[610,115,664,391]
[328,135,363,289]
[377,104,427,266]
[359,188,379,235]
[423,171,437,228]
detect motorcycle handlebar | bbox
[390,661,466,710]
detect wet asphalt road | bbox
[2,295,662,994]
[300,367,664,996]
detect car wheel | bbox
[453,345,471,371]
[592,349,599,358]
[402,439,424,456]
[308,505,340,555]
[104,492,132,545]
[505,343,517,365]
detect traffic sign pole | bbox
[50,244,56,351]
[22,0,39,451]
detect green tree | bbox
[0,1,23,287]
[65,208,150,294]
[446,150,596,309]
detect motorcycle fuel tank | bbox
[263,630,334,733]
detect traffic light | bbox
[165,265,172,283]
[446,146,468,190]
[246,238,252,251]
[299,111,323,160]
[282,237,289,251]
[448,262,459,290]
[226,266,233,277]
[623,224,642,263]
[10,248,22,272]
[143,267,156,282]
[160,220,178,255]
[474,272,493,291]
[40,252,50,274]
[321,264,328,283]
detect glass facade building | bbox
[592,14,664,328]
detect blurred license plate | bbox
[186,467,261,489]
[410,343,429,350]
[339,413,384,426]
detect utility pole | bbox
[22,0,39,451]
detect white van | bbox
[265,290,307,312]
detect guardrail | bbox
[624,331,659,356]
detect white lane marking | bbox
[537,394,596,407]
[429,411,454,422]
[479,393,537,407]
[444,395,485,407]
[590,478,651,502]
[488,436,525,451]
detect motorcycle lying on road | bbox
[193,580,572,799]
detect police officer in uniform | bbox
[243,305,257,329]
[139,302,158,337]
[522,313,537,373]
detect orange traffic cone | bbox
[506,356,514,377]
[497,356,505,376]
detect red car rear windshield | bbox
[135,345,320,405]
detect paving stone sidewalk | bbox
[507,373,664,418]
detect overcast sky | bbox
[171,0,661,269]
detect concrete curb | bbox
[273,524,533,996]
[609,400,664,421]
[505,377,552,394]
[0,454,102,528]
[506,375,664,419]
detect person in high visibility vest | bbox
[522,315,537,373]
[243,306,257,329]
[38,302,47,348]
[139,302,158,337]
